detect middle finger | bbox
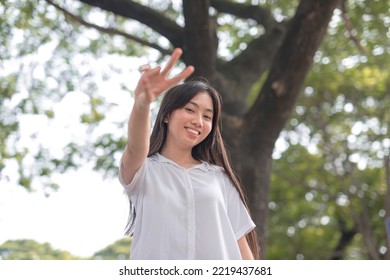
[160,48,183,76]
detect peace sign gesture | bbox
[134,48,194,106]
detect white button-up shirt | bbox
[119,153,255,260]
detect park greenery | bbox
[0,238,131,260]
[0,0,389,259]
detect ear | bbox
[164,115,169,123]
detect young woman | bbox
[119,48,260,259]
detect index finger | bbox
[160,48,183,76]
[166,65,195,87]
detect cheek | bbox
[171,112,187,123]
[167,112,184,126]
[203,122,213,136]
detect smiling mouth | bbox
[186,127,200,136]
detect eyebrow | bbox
[188,101,214,113]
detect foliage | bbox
[91,237,131,260]
[0,238,131,260]
[0,0,142,190]
[267,0,389,259]
[0,239,81,260]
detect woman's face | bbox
[164,91,214,151]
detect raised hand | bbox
[134,48,194,106]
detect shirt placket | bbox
[184,169,196,259]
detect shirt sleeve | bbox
[118,156,148,196]
[225,175,256,240]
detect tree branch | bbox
[182,0,216,80]
[244,0,341,153]
[45,0,170,55]
[331,217,357,260]
[209,0,287,115]
[341,0,367,55]
[216,26,286,115]
[352,199,380,259]
[77,0,184,47]
[210,0,277,28]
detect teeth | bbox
[187,128,200,135]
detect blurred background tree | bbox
[267,0,389,259]
[91,237,131,260]
[0,239,82,260]
[0,238,131,259]
[0,0,388,259]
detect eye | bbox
[185,107,194,113]
[204,115,212,120]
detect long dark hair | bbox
[126,78,260,259]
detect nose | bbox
[191,113,203,127]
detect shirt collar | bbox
[153,153,212,172]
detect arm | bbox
[238,235,254,260]
[121,48,194,185]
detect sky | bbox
[0,166,129,258]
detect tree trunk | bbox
[182,0,216,81]
[230,0,341,256]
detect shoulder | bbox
[206,163,226,174]
[207,164,232,186]
[146,153,168,166]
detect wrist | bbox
[134,95,152,109]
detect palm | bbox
[134,49,194,104]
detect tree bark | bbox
[78,0,184,46]
[182,0,216,81]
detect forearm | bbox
[127,99,151,157]
[238,236,254,260]
[121,98,151,184]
